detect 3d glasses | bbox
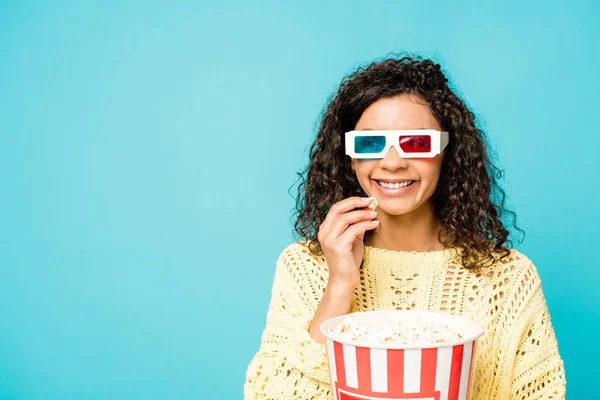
[344,130,449,159]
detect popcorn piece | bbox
[368,197,379,211]
[325,316,464,346]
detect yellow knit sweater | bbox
[244,242,566,399]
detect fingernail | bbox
[362,197,371,203]
[372,219,380,224]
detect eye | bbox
[355,136,386,154]
[363,139,379,146]
[410,139,428,147]
[399,135,431,152]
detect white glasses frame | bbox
[344,129,450,159]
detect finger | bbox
[336,219,380,245]
[330,196,374,215]
[319,197,372,238]
[327,209,377,240]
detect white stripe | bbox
[370,348,388,392]
[343,344,358,388]
[458,342,473,400]
[326,340,337,385]
[435,346,453,400]
[403,349,422,393]
[339,389,434,400]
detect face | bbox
[351,95,445,217]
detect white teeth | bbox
[377,180,414,189]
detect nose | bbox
[379,146,408,170]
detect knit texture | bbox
[244,242,566,399]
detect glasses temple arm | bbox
[440,131,449,150]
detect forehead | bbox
[355,95,441,131]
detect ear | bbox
[350,158,356,172]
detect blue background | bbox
[1,1,598,399]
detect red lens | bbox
[399,135,431,153]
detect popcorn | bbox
[368,197,379,211]
[325,315,464,346]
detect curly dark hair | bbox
[291,55,524,269]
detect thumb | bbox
[358,228,367,243]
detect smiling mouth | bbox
[375,180,416,189]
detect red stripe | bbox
[386,349,405,395]
[465,341,477,400]
[448,344,464,400]
[355,346,372,393]
[421,347,438,393]
[333,341,346,389]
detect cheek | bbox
[353,160,377,178]
[413,157,443,179]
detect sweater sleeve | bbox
[506,261,566,399]
[244,244,333,400]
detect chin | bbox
[379,198,430,216]
[379,205,415,216]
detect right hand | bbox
[317,196,379,290]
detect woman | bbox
[244,56,566,399]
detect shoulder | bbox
[274,240,329,281]
[477,248,543,297]
[277,240,325,262]
[497,248,540,278]
[276,240,326,267]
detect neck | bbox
[366,201,444,252]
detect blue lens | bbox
[355,135,386,154]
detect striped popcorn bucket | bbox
[321,310,484,400]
